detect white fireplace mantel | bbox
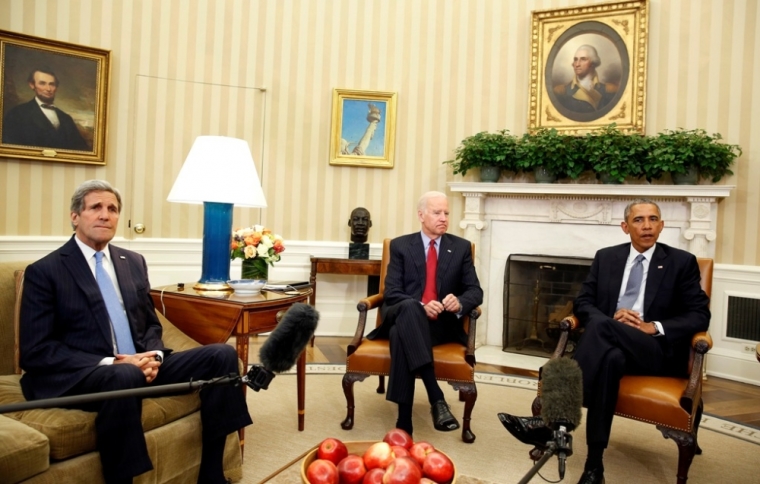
[448,182,734,347]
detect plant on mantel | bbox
[643,128,742,183]
[444,129,519,177]
[584,123,648,184]
[516,128,585,181]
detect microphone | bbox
[540,357,583,479]
[244,303,319,391]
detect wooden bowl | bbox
[300,440,457,483]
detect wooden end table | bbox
[308,257,382,307]
[149,284,313,447]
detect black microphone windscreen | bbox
[259,303,319,373]
[540,357,583,431]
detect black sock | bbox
[198,434,228,484]
[419,364,444,404]
[396,403,413,435]
[585,444,605,472]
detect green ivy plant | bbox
[516,128,585,179]
[644,128,742,182]
[584,124,648,183]
[444,129,519,176]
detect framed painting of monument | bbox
[329,88,397,168]
[0,29,111,165]
[528,0,648,134]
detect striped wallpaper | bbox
[0,0,758,265]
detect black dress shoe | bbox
[497,413,553,448]
[576,468,605,484]
[431,400,459,431]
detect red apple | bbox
[382,456,422,484]
[382,428,414,449]
[362,442,394,470]
[307,458,339,484]
[362,467,385,484]
[408,441,435,467]
[337,454,367,484]
[422,451,454,483]
[317,437,349,466]
[390,445,409,458]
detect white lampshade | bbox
[167,136,267,207]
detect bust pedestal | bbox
[348,243,370,260]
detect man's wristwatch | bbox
[154,354,163,363]
[651,322,661,336]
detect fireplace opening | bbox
[502,254,592,358]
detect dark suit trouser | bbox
[68,344,252,483]
[385,299,461,405]
[573,319,664,447]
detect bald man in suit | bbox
[19,180,251,484]
[367,191,483,436]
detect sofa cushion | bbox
[0,374,200,460]
[0,413,49,483]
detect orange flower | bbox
[230,241,239,250]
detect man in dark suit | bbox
[366,191,483,436]
[2,67,90,150]
[498,198,710,484]
[19,180,251,484]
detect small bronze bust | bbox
[348,207,372,259]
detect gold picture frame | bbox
[329,88,397,168]
[0,30,111,165]
[528,0,649,134]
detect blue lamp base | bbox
[194,201,234,291]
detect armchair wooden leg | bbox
[377,375,386,394]
[449,381,477,443]
[694,399,704,455]
[658,427,697,484]
[341,372,369,430]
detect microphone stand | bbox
[0,364,275,415]
[516,428,573,484]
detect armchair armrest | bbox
[347,293,385,356]
[681,331,712,413]
[464,308,481,366]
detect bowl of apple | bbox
[301,429,457,484]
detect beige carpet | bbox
[240,366,759,484]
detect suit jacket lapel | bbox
[436,235,455,291]
[409,234,427,284]
[59,237,114,345]
[109,246,137,322]
[644,245,667,316]
[608,245,629,315]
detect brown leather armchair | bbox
[340,238,480,443]
[531,258,714,484]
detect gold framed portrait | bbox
[0,30,111,165]
[329,88,397,168]
[528,0,649,134]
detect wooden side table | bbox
[150,284,313,443]
[308,257,382,307]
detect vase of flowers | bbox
[230,225,285,281]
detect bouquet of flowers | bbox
[230,225,285,279]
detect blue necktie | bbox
[95,252,136,354]
[617,254,645,310]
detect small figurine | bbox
[348,207,372,259]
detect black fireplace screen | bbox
[502,254,592,357]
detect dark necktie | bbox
[41,104,55,110]
[95,251,136,354]
[617,254,645,310]
[422,240,438,304]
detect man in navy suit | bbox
[367,191,483,436]
[498,199,710,484]
[19,180,251,484]
[2,67,90,150]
